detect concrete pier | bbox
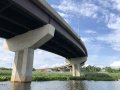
[72,64,81,76]
[66,57,87,76]
[4,24,55,82]
[11,48,34,82]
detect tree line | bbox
[0,65,120,73]
[81,65,120,73]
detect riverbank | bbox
[0,70,120,81]
[32,72,120,81]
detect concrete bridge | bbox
[0,0,87,82]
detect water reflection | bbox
[0,80,120,90]
[10,82,31,90]
[10,81,85,90]
[68,81,85,90]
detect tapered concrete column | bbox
[70,67,72,73]
[72,64,80,76]
[11,48,34,82]
[3,24,55,82]
[66,57,87,77]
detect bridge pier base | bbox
[72,64,81,76]
[66,57,87,77]
[70,68,72,73]
[3,24,55,82]
[11,48,34,82]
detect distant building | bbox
[35,64,72,72]
[35,68,52,72]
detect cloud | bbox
[50,0,120,25]
[78,3,98,18]
[112,0,120,11]
[52,0,98,18]
[38,63,64,69]
[33,49,65,69]
[107,13,120,30]
[81,30,98,44]
[86,54,120,67]
[0,39,14,68]
[81,37,90,43]
[98,0,113,8]
[85,30,96,34]
[97,13,120,51]
[110,61,120,68]
[97,31,120,51]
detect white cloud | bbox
[52,0,98,18]
[51,0,120,24]
[86,54,120,67]
[98,0,112,8]
[80,3,98,18]
[97,31,120,51]
[51,63,64,68]
[112,0,120,11]
[87,0,120,11]
[39,63,64,69]
[110,61,120,68]
[0,39,14,68]
[81,31,98,44]
[85,30,96,34]
[34,49,65,69]
[108,13,120,30]
[81,37,90,43]
[97,13,120,51]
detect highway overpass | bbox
[0,0,88,82]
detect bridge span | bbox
[0,0,87,82]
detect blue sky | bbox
[0,0,120,68]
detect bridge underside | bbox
[0,0,87,58]
[0,0,88,82]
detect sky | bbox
[0,0,120,68]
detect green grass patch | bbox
[0,70,120,81]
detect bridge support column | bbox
[70,68,72,73]
[3,24,55,82]
[66,57,87,77]
[72,64,81,76]
[11,48,34,82]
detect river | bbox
[0,81,120,90]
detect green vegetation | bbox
[32,72,120,81]
[0,69,11,81]
[32,71,71,81]
[0,66,120,81]
[81,65,101,72]
[103,67,120,73]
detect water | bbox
[0,81,120,90]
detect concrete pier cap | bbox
[3,24,55,82]
[3,24,55,51]
[66,57,87,77]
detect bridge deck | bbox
[0,0,87,58]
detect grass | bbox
[32,71,71,81]
[0,70,120,81]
